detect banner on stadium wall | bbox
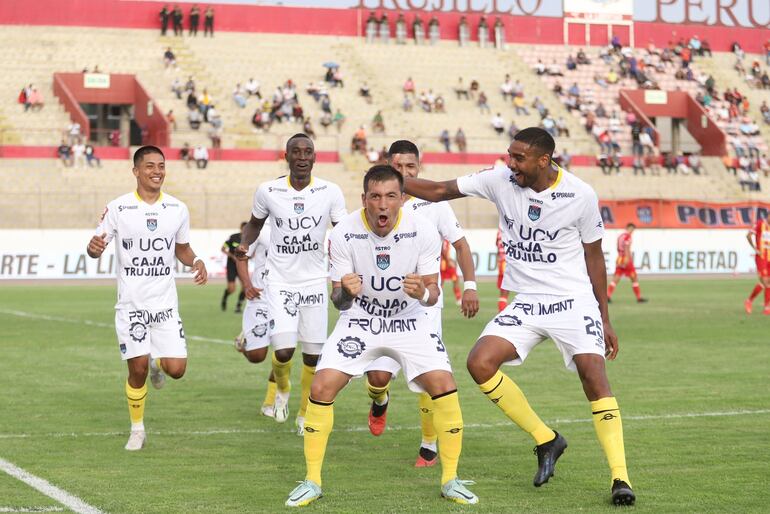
[564,0,633,18]
[0,228,756,280]
[599,200,770,229]
[634,0,770,29]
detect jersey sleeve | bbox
[577,189,604,244]
[329,184,348,223]
[455,165,504,202]
[417,220,442,276]
[246,240,257,259]
[95,202,117,244]
[434,202,465,243]
[251,184,269,219]
[328,225,353,282]
[175,203,191,244]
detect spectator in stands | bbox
[333,109,345,132]
[359,82,373,104]
[18,85,29,111]
[366,147,380,164]
[584,111,596,133]
[759,154,769,177]
[494,17,505,49]
[547,60,563,76]
[244,78,261,98]
[594,73,608,89]
[469,78,479,98]
[439,129,451,152]
[208,105,222,127]
[500,74,514,100]
[491,113,505,135]
[688,35,701,56]
[477,16,489,48]
[372,110,385,133]
[631,122,642,156]
[166,109,177,131]
[576,48,590,65]
[194,145,209,169]
[160,5,170,35]
[534,59,546,75]
[457,16,470,47]
[663,152,677,174]
[184,75,196,94]
[320,95,332,114]
[67,121,81,146]
[740,118,759,136]
[57,140,72,167]
[177,143,191,169]
[688,152,703,175]
[72,139,86,168]
[351,125,367,154]
[632,155,645,175]
[611,35,622,53]
[171,77,183,99]
[556,117,569,137]
[765,40,770,66]
[567,82,580,98]
[189,4,200,36]
[428,16,440,45]
[365,12,378,43]
[454,127,467,152]
[559,148,572,171]
[403,77,415,97]
[639,129,655,155]
[402,94,413,112]
[332,67,344,88]
[203,6,214,37]
[394,13,407,44]
[455,77,470,100]
[610,151,622,174]
[552,80,563,95]
[209,125,222,148]
[513,94,529,116]
[418,91,431,112]
[541,115,556,137]
[599,46,613,64]
[379,12,390,43]
[172,5,183,36]
[597,153,611,175]
[188,107,202,130]
[84,144,101,168]
[413,15,425,45]
[732,41,744,61]
[676,153,691,175]
[434,94,446,113]
[566,54,577,71]
[477,91,490,114]
[233,84,247,108]
[507,121,519,141]
[761,101,770,124]
[302,117,316,139]
[27,87,44,111]
[198,89,212,119]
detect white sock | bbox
[374,392,389,406]
[131,422,145,432]
[421,440,437,453]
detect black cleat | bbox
[234,306,242,313]
[533,432,567,487]
[220,299,227,311]
[607,297,612,304]
[637,298,648,303]
[611,479,635,506]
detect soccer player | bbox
[362,140,478,468]
[403,128,635,506]
[221,222,247,313]
[745,213,770,315]
[86,146,208,451]
[285,165,477,507]
[607,223,647,303]
[496,228,510,312]
[235,134,346,433]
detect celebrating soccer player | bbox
[403,128,635,506]
[235,134,347,433]
[607,223,648,303]
[285,165,477,507]
[745,213,770,315]
[362,140,479,468]
[86,146,208,451]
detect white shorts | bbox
[317,310,452,393]
[265,281,328,347]
[365,307,443,376]
[479,293,605,371]
[115,308,187,361]
[241,298,272,351]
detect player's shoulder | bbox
[330,209,363,235]
[560,169,597,195]
[257,176,289,194]
[160,192,187,212]
[403,208,437,234]
[553,169,598,204]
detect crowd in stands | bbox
[17,84,44,111]
[159,4,214,37]
[365,12,506,49]
[56,138,101,168]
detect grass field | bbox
[0,278,768,513]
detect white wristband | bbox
[420,288,431,305]
[463,280,477,291]
[192,257,202,266]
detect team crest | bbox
[129,322,147,343]
[252,323,269,338]
[494,315,523,327]
[283,297,298,317]
[636,206,653,224]
[528,205,541,221]
[337,336,365,359]
[147,218,158,231]
[119,343,127,354]
[294,202,304,214]
[275,217,283,228]
[122,238,133,250]
[376,253,390,270]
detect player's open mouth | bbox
[295,162,309,170]
[377,214,389,227]
[150,176,163,183]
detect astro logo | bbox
[376,253,390,270]
[122,238,133,250]
[294,202,304,214]
[337,336,365,359]
[129,322,147,342]
[528,205,541,221]
[146,218,158,231]
[494,315,522,327]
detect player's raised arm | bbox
[331,274,361,311]
[583,239,618,360]
[236,214,265,260]
[404,177,465,203]
[175,243,208,285]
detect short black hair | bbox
[286,133,312,151]
[513,127,556,160]
[627,222,636,229]
[387,140,419,160]
[363,164,404,193]
[133,145,165,167]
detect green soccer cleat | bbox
[285,480,322,507]
[441,478,478,505]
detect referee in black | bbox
[221,222,247,312]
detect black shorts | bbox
[226,259,238,282]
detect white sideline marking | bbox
[0,308,230,345]
[0,409,767,441]
[0,508,65,512]
[0,458,104,514]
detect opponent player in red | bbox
[607,223,647,303]
[496,229,509,312]
[745,214,770,315]
[441,239,462,305]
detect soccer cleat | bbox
[441,478,479,505]
[234,331,245,352]
[637,298,648,303]
[260,404,275,418]
[763,305,770,316]
[744,299,753,314]
[274,391,290,423]
[611,479,636,506]
[124,430,146,451]
[368,396,389,436]
[414,446,438,468]
[533,432,567,487]
[295,416,305,436]
[235,305,242,313]
[221,298,226,311]
[149,359,165,390]
[285,480,322,507]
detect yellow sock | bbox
[304,398,334,486]
[418,392,437,445]
[125,381,147,429]
[479,370,555,445]
[365,378,389,404]
[263,380,277,408]
[298,364,315,418]
[272,353,292,393]
[431,391,464,485]
[591,397,630,486]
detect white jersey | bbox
[404,196,465,308]
[252,176,346,286]
[96,191,190,310]
[328,208,441,319]
[457,164,604,296]
[245,224,271,289]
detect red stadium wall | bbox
[0,0,768,52]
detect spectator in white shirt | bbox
[194,145,209,169]
[491,113,505,134]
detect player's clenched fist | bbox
[87,232,108,258]
[341,273,362,297]
[402,273,425,300]
[234,243,250,261]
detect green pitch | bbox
[0,278,767,513]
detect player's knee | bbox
[244,348,267,363]
[466,352,497,384]
[274,347,295,363]
[301,352,319,367]
[165,362,187,379]
[366,370,392,387]
[226,282,235,293]
[309,380,336,403]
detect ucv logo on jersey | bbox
[147,218,158,231]
[294,202,304,214]
[376,253,390,270]
[528,205,541,221]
